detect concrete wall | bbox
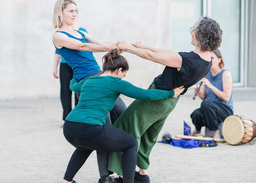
[0,0,170,100]
[248,0,256,87]
[1,0,255,100]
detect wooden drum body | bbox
[222,115,256,145]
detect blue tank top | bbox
[55,27,89,64]
[54,30,101,81]
[205,69,233,111]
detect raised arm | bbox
[132,41,176,53]
[118,41,182,69]
[53,32,117,52]
[201,71,233,102]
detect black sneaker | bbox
[98,175,122,183]
[72,180,77,183]
[134,172,151,183]
[116,177,123,183]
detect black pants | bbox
[60,63,78,120]
[98,97,127,177]
[191,100,233,131]
[63,121,137,183]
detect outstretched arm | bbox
[118,41,182,69]
[53,32,117,52]
[78,31,121,51]
[132,41,176,53]
[117,80,184,100]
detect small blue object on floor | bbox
[158,139,218,148]
[184,121,191,136]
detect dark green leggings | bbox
[108,83,180,175]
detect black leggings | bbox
[59,63,78,120]
[63,121,137,183]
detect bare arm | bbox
[53,53,61,79]
[132,42,176,53]
[82,32,107,45]
[201,71,233,102]
[118,42,182,69]
[78,30,119,49]
[53,32,117,52]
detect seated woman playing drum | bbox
[190,49,234,139]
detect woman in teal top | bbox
[52,1,126,182]
[61,49,184,183]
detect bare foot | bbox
[191,129,201,136]
[139,168,148,175]
[213,130,221,139]
[61,179,72,183]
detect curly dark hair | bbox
[195,16,223,51]
[102,49,129,72]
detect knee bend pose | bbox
[61,49,184,183]
[190,49,234,139]
[52,0,126,182]
[108,16,223,182]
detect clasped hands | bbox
[111,40,145,54]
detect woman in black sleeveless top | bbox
[108,16,223,183]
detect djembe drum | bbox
[222,115,256,145]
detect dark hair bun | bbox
[103,49,119,63]
[102,49,129,72]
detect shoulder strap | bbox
[75,30,86,39]
[56,30,85,40]
[55,30,70,36]
[78,27,88,33]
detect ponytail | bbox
[102,49,129,72]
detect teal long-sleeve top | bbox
[66,76,174,125]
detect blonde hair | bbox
[53,0,77,28]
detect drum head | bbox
[222,115,245,145]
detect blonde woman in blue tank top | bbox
[52,1,126,183]
[52,25,86,124]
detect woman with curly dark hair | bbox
[108,16,222,183]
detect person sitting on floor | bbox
[190,49,234,139]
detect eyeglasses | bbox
[190,27,195,33]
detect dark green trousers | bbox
[108,83,180,175]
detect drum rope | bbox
[243,120,256,145]
[251,121,256,145]
[252,120,256,138]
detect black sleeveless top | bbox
[154,51,212,95]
